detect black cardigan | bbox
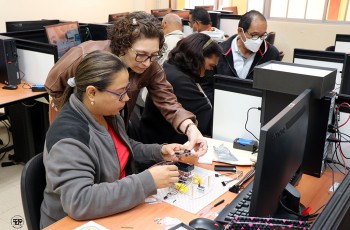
[139,62,213,144]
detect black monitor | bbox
[249,89,311,218]
[6,20,60,32]
[293,48,350,97]
[212,75,262,142]
[311,171,350,229]
[334,34,350,53]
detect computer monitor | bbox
[334,34,350,53]
[249,88,311,218]
[311,171,350,230]
[219,14,241,37]
[293,48,350,96]
[212,74,262,143]
[6,19,60,32]
[44,21,81,59]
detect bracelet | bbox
[184,123,196,135]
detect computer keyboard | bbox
[215,180,254,223]
[215,180,312,229]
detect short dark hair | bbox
[238,10,266,31]
[168,33,222,80]
[191,7,211,25]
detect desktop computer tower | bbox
[0,35,20,85]
[261,90,335,177]
[6,98,49,163]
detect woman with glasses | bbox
[139,33,222,144]
[215,10,280,80]
[45,11,208,157]
[40,51,186,228]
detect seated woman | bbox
[139,33,222,144]
[40,50,185,228]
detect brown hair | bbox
[60,50,127,109]
[107,11,166,56]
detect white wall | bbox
[268,20,350,63]
[0,0,169,32]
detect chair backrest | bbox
[21,152,46,230]
[222,6,238,15]
[266,31,276,45]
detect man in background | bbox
[216,10,280,79]
[189,7,225,43]
[158,13,184,65]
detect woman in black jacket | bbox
[139,33,222,144]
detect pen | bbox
[213,199,225,207]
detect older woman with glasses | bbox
[45,11,208,156]
[40,50,186,228]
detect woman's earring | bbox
[91,101,95,105]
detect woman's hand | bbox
[148,165,179,188]
[161,143,187,162]
[185,125,208,157]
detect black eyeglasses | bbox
[130,47,162,63]
[102,82,131,101]
[245,30,268,41]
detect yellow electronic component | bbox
[192,175,202,185]
[175,183,188,193]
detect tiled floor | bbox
[0,121,28,230]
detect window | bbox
[177,0,350,22]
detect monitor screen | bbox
[219,14,241,37]
[44,21,81,59]
[213,74,262,143]
[334,34,350,53]
[293,48,350,95]
[249,89,311,218]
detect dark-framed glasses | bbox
[102,82,131,101]
[130,47,162,63]
[245,30,268,40]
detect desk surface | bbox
[0,82,47,107]
[44,159,344,230]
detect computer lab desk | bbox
[44,141,344,230]
[0,82,49,163]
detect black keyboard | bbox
[215,180,254,224]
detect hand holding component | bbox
[161,143,187,161]
[148,164,180,189]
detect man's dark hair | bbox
[191,7,211,25]
[238,10,266,31]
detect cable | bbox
[245,107,260,141]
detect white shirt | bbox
[231,36,256,79]
[158,30,184,65]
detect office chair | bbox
[266,32,276,45]
[21,152,46,230]
[222,6,238,15]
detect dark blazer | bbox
[216,34,281,79]
[201,34,281,104]
[139,62,213,144]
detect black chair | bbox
[21,152,46,230]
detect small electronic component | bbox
[197,185,205,192]
[175,162,194,172]
[175,149,191,157]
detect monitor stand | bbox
[275,183,306,220]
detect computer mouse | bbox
[189,218,224,230]
[2,84,18,90]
